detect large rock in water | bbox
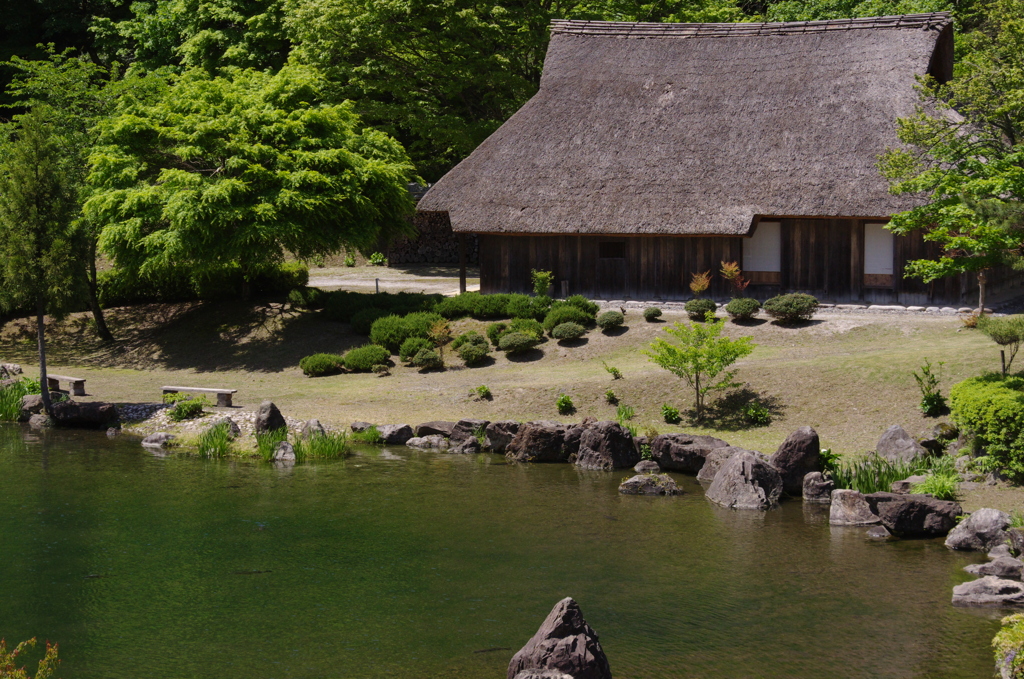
[769,426,821,495]
[485,420,521,453]
[574,421,639,471]
[876,425,926,462]
[255,401,286,433]
[506,421,569,463]
[802,472,834,504]
[946,508,1011,551]
[862,492,962,537]
[507,597,612,679]
[19,394,45,420]
[952,576,1024,607]
[650,433,730,474]
[705,451,783,510]
[829,490,880,525]
[450,418,490,443]
[965,556,1024,580]
[618,473,682,495]
[563,419,597,459]
[513,671,574,679]
[416,421,456,438]
[51,401,119,429]
[696,446,755,484]
[378,424,414,445]
[142,432,175,448]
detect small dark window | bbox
[599,242,625,259]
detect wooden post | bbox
[459,234,467,294]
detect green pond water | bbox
[0,423,1002,678]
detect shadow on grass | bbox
[506,348,545,363]
[702,387,785,432]
[769,318,825,329]
[601,326,630,337]
[730,318,768,328]
[463,356,497,368]
[557,337,589,348]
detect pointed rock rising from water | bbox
[507,597,612,679]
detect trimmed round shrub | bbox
[763,293,819,323]
[552,322,586,341]
[399,337,432,363]
[509,317,544,339]
[369,315,410,352]
[404,311,444,338]
[951,374,1024,479]
[486,322,509,347]
[350,307,389,335]
[565,294,599,316]
[344,344,391,372]
[543,305,593,334]
[596,310,625,330]
[643,307,662,322]
[457,339,491,365]
[412,348,443,370]
[299,353,346,377]
[504,294,536,320]
[684,298,717,321]
[434,292,512,320]
[499,331,540,354]
[725,297,761,321]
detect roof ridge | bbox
[549,12,951,37]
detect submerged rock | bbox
[451,438,482,454]
[965,557,1024,580]
[273,441,296,462]
[507,597,612,679]
[876,425,926,462]
[451,418,490,443]
[862,492,961,537]
[574,421,638,470]
[802,472,834,504]
[866,526,893,540]
[142,432,175,448]
[705,451,783,510]
[829,490,881,526]
[513,671,574,679]
[946,508,1011,552]
[563,418,597,459]
[416,421,456,438]
[51,401,119,429]
[650,433,730,474]
[485,420,521,453]
[696,446,755,484]
[506,421,569,463]
[255,401,286,434]
[952,576,1024,608]
[618,473,682,495]
[634,460,661,474]
[769,426,821,495]
[406,435,449,450]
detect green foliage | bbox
[556,393,575,415]
[531,269,554,296]
[829,454,919,494]
[453,332,491,365]
[369,315,409,352]
[543,304,594,334]
[368,252,387,266]
[605,389,618,404]
[643,307,663,322]
[0,636,60,679]
[299,353,345,377]
[643,313,756,421]
[913,358,947,416]
[509,317,544,339]
[434,292,513,320]
[372,363,390,376]
[498,331,540,354]
[85,65,416,289]
[910,471,961,501]
[256,427,288,461]
[979,315,1024,374]
[661,403,681,424]
[552,322,587,341]
[197,423,233,458]
[352,425,383,445]
[0,379,32,422]
[167,395,208,421]
[994,613,1024,679]
[411,347,443,370]
[597,310,625,330]
[350,308,389,335]
[399,337,433,363]
[819,448,842,478]
[486,322,509,347]
[343,253,356,267]
[762,293,819,323]
[684,298,717,321]
[1011,510,1024,529]
[293,431,349,460]
[564,295,599,316]
[616,404,635,421]
[950,374,1024,479]
[640,443,653,461]
[741,401,772,426]
[321,290,439,323]
[343,344,391,372]
[506,293,551,321]
[725,297,761,321]
[288,286,326,310]
[473,385,492,400]
[603,362,623,379]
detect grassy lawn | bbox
[1,297,1017,511]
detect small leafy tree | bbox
[427,318,453,363]
[643,312,755,421]
[720,260,749,295]
[0,637,60,679]
[689,270,711,298]
[978,314,1024,375]
[912,358,947,416]
[530,269,554,296]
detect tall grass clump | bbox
[352,425,384,445]
[197,423,233,458]
[0,378,36,421]
[829,454,918,494]
[294,431,349,460]
[256,428,289,461]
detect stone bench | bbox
[47,374,86,396]
[162,386,237,407]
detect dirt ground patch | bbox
[1,292,1020,512]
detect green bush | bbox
[257,261,309,293]
[453,332,491,365]
[197,423,232,458]
[531,269,554,296]
[597,310,625,330]
[486,322,509,347]
[829,454,919,494]
[543,305,593,334]
[412,348,443,370]
[556,393,575,415]
[368,252,387,266]
[763,293,819,323]
[725,297,760,321]
[434,292,512,320]
[405,311,444,338]
[299,353,346,377]
[474,385,492,400]
[910,472,961,501]
[505,294,545,320]
[995,614,1024,679]
[565,295,599,316]
[352,425,383,445]
[509,317,544,339]
[742,402,772,426]
[321,291,440,323]
[661,403,681,424]
[287,286,327,310]
[369,315,409,352]
[552,322,586,341]
[344,344,391,372]
[294,431,349,460]
[684,298,717,321]
[256,428,288,461]
[351,308,389,335]
[605,389,617,404]
[499,331,540,354]
[0,378,39,422]
[950,374,1024,478]
[399,337,432,363]
[643,307,662,322]
[167,396,208,421]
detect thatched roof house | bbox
[418,13,986,303]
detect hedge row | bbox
[99,262,309,307]
[951,374,1024,479]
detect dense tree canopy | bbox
[84,64,417,288]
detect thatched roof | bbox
[418,13,953,236]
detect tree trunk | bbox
[36,301,52,417]
[978,270,988,315]
[87,242,114,343]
